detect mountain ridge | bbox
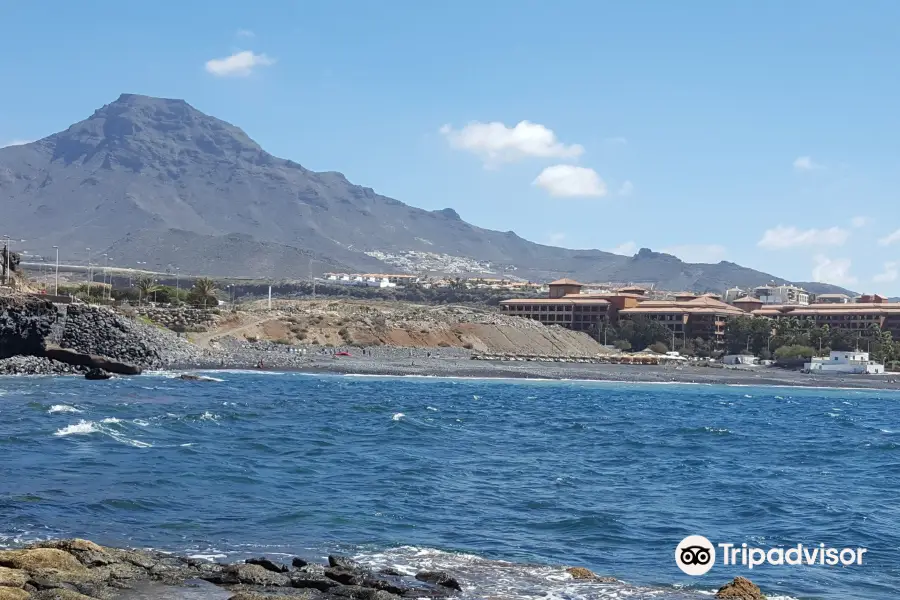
[0,93,856,295]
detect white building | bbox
[724,287,745,303]
[753,284,810,306]
[724,354,759,365]
[805,350,885,374]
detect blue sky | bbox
[2,1,900,293]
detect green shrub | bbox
[774,345,814,360]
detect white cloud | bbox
[236,29,255,38]
[878,229,900,247]
[812,255,857,286]
[205,50,274,77]
[532,165,606,198]
[547,232,567,245]
[873,261,898,284]
[851,216,868,228]
[661,244,727,263]
[757,225,849,249]
[1,139,32,148]
[439,120,583,166]
[608,241,637,256]
[618,180,634,196]
[793,155,823,171]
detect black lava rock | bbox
[84,368,111,380]
[415,570,462,591]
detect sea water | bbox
[1,372,898,599]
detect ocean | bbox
[1,372,898,599]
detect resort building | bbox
[751,302,900,337]
[498,279,642,337]
[805,350,885,374]
[618,296,746,345]
[753,284,810,306]
[813,293,852,304]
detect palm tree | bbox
[189,278,218,308]
[136,276,159,305]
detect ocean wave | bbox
[53,419,152,448]
[392,413,405,421]
[350,546,788,600]
[48,404,81,414]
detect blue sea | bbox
[1,372,898,599]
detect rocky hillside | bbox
[0,94,853,294]
[199,299,610,357]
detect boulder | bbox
[414,571,462,591]
[0,567,26,588]
[45,346,139,376]
[0,549,84,573]
[328,555,363,571]
[716,576,766,599]
[565,566,616,582]
[84,368,112,380]
[290,557,308,569]
[244,558,288,574]
[204,564,289,587]
[288,568,340,591]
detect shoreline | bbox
[170,355,900,391]
[0,538,769,600]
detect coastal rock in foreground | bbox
[0,540,459,600]
[565,566,617,582]
[716,576,766,599]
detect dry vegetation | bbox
[197,299,609,356]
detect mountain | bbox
[0,93,855,294]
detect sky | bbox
[2,1,900,293]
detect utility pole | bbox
[309,258,316,299]
[53,246,59,295]
[175,267,180,298]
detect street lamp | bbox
[52,246,59,295]
[86,248,92,294]
[106,257,113,300]
[175,267,180,298]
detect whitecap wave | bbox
[350,546,790,600]
[48,404,81,414]
[392,413,405,421]
[53,419,152,448]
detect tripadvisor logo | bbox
[676,535,715,576]
[675,535,868,576]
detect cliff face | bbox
[0,296,59,358]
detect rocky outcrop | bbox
[133,307,220,333]
[0,540,460,600]
[564,566,616,582]
[0,356,86,376]
[0,296,209,375]
[716,576,766,599]
[44,346,139,375]
[0,296,57,359]
[58,305,207,369]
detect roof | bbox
[619,295,744,316]
[616,285,648,293]
[549,278,583,286]
[815,293,850,299]
[733,296,763,304]
[499,298,609,305]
